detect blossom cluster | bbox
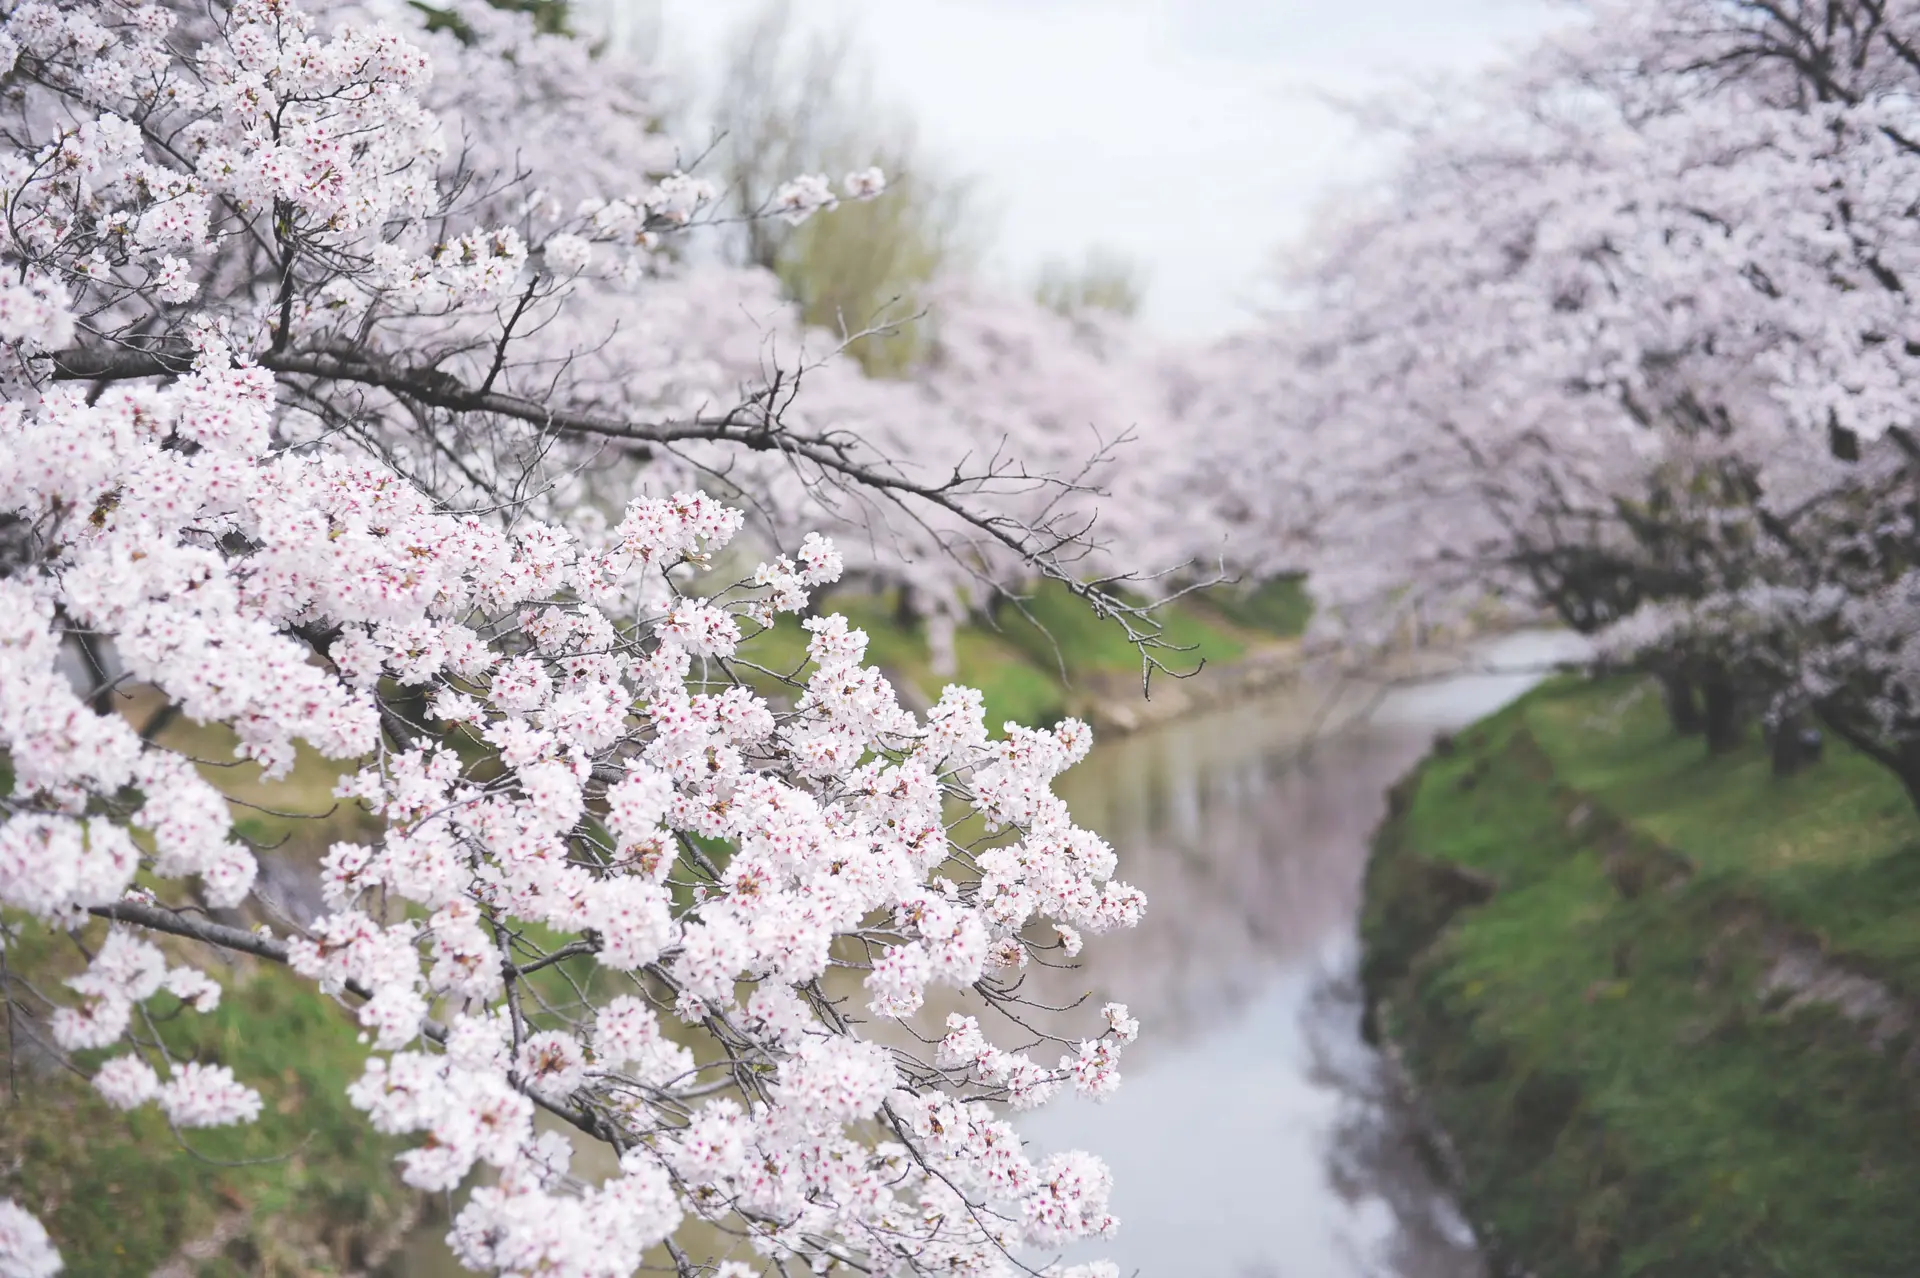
[0,8,1151,1275]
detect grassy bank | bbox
[0,923,415,1276]
[1363,676,1920,1277]
[735,576,1309,729]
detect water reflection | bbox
[1304,966,1479,1278]
[1019,631,1585,1277]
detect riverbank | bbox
[1362,675,1920,1276]
[0,925,415,1275]
[735,576,1314,733]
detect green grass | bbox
[1,921,414,1276]
[992,578,1248,675]
[1363,676,1920,1277]
[732,591,1072,728]
[1525,683,1920,991]
[1194,575,1314,639]
[733,580,1301,731]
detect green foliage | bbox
[734,591,1068,729]
[711,1,978,377]
[774,167,972,377]
[992,579,1248,678]
[732,583,1281,732]
[1364,677,1920,1277]
[1033,246,1148,320]
[1195,576,1313,640]
[1,923,412,1277]
[409,0,573,44]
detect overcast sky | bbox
[604,0,1569,340]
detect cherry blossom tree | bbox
[0,3,1164,1275]
[1198,0,1920,806]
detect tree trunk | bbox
[1768,713,1822,778]
[1894,744,1920,816]
[893,584,923,632]
[1811,705,1920,812]
[1659,670,1702,736]
[1702,674,1743,755]
[1894,756,1920,816]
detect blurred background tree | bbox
[710,0,982,376]
[412,0,575,40]
[1035,245,1148,320]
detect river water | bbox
[1016,630,1586,1278]
[393,631,1583,1277]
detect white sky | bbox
[596,0,1568,339]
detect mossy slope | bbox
[1363,676,1920,1277]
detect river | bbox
[1016,629,1586,1277]
[392,630,1584,1277]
